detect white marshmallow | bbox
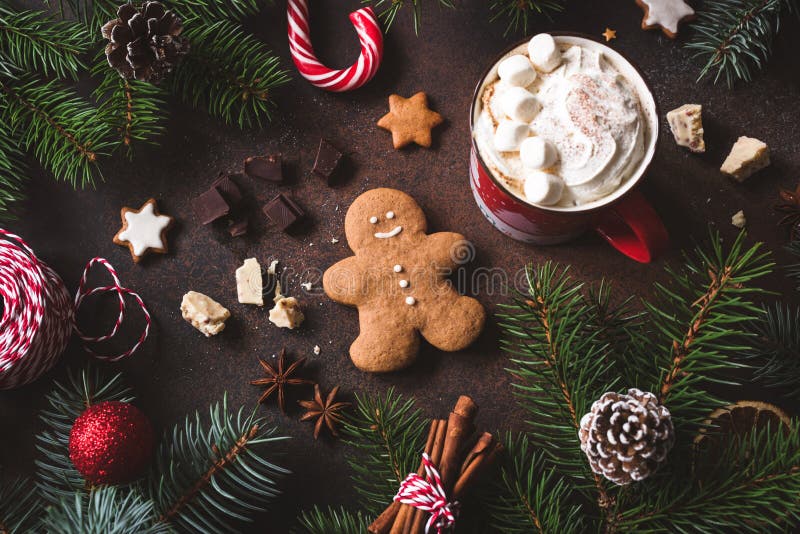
[497,55,537,87]
[523,170,564,206]
[519,137,557,169]
[501,87,541,123]
[528,33,561,73]
[494,120,530,152]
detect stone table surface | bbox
[2,0,800,531]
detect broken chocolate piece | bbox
[245,154,283,183]
[193,187,229,225]
[212,173,243,205]
[312,139,342,183]
[228,218,248,237]
[263,194,304,231]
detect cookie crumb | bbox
[301,282,313,291]
[313,345,321,355]
[331,237,339,244]
[267,260,279,275]
[731,210,747,229]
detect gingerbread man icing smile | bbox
[323,188,486,373]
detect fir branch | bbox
[483,433,585,534]
[686,0,795,86]
[175,0,263,23]
[42,486,170,534]
[167,18,290,128]
[645,230,772,435]
[363,0,454,35]
[35,367,134,506]
[341,387,428,518]
[497,262,618,503]
[739,304,800,399]
[92,52,168,156]
[785,239,800,289]
[147,397,289,533]
[0,76,114,186]
[0,5,87,79]
[0,475,40,533]
[0,119,27,221]
[294,506,368,534]
[489,0,566,35]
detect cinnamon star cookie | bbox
[377,92,444,149]
[113,198,174,263]
[636,0,695,39]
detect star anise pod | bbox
[251,348,313,413]
[299,384,350,439]
[776,183,800,240]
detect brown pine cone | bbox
[579,388,674,485]
[101,2,190,83]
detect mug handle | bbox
[593,189,669,263]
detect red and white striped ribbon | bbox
[287,0,384,92]
[0,230,150,389]
[394,453,458,534]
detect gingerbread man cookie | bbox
[323,188,485,373]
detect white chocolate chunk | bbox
[528,33,561,73]
[731,210,746,229]
[667,104,705,153]
[520,137,557,169]
[269,296,305,329]
[236,258,263,306]
[720,136,770,182]
[494,120,530,152]
[497,54,537,87]
[500,87,541,123]
[180,291,230,337]
[523,170,564,206]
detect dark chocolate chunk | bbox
[312,139,342,183]
[263,194,304,231]
[228,218,249,237]
[193,187,229,225]
[244,154,282,183]
[212,173,243,205]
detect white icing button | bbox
[393,264,403,273]
[528,33,561,73]
[399,279,409,288]
[369,216,378,224]
[405,296,416,305]
[520,137,558,169]
[386,211,395,219]
[523,171,564,206]
[497,54,537,87]
[500,87,541,123]
[494,120,529,152]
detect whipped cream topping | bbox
[474,34,649,208]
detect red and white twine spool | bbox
[394,453,458,533]
[287,0,384,92]
[0,230,150,389]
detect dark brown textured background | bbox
[2,0,800,531]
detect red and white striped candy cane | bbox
[0,230,151,389]
[287,0,384,92]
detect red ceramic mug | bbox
[469,33,668,263]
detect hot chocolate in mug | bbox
[469,33,668,263]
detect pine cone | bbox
[101,2,189,83]
[579,388,674,485]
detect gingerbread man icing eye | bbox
[386,211,395,219]
[369,216,378,224]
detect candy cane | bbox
[287,0,384,92]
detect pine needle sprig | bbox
[147,397,290,533]
[168,18,290,128]
[0,76,115,186]
[785,239,800,289]
[363,0,454,35]
[0,475,41,532]
[739,304,800,399]
[686,0,795,86]
[644,230,773,436]
[489,0,566,35]
[35,367,134,506]
[0,120,27,220]
[0,6,88,79]
[341,387,428,517]
[483,433,585,534]
[294,506,369,534]
[42,486,171,534]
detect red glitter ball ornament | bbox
[68,400,154,485]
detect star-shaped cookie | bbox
[377,92,443,149]
[113,198,174,263]
[636,0,695,39]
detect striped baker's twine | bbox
[0,230,150,389]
